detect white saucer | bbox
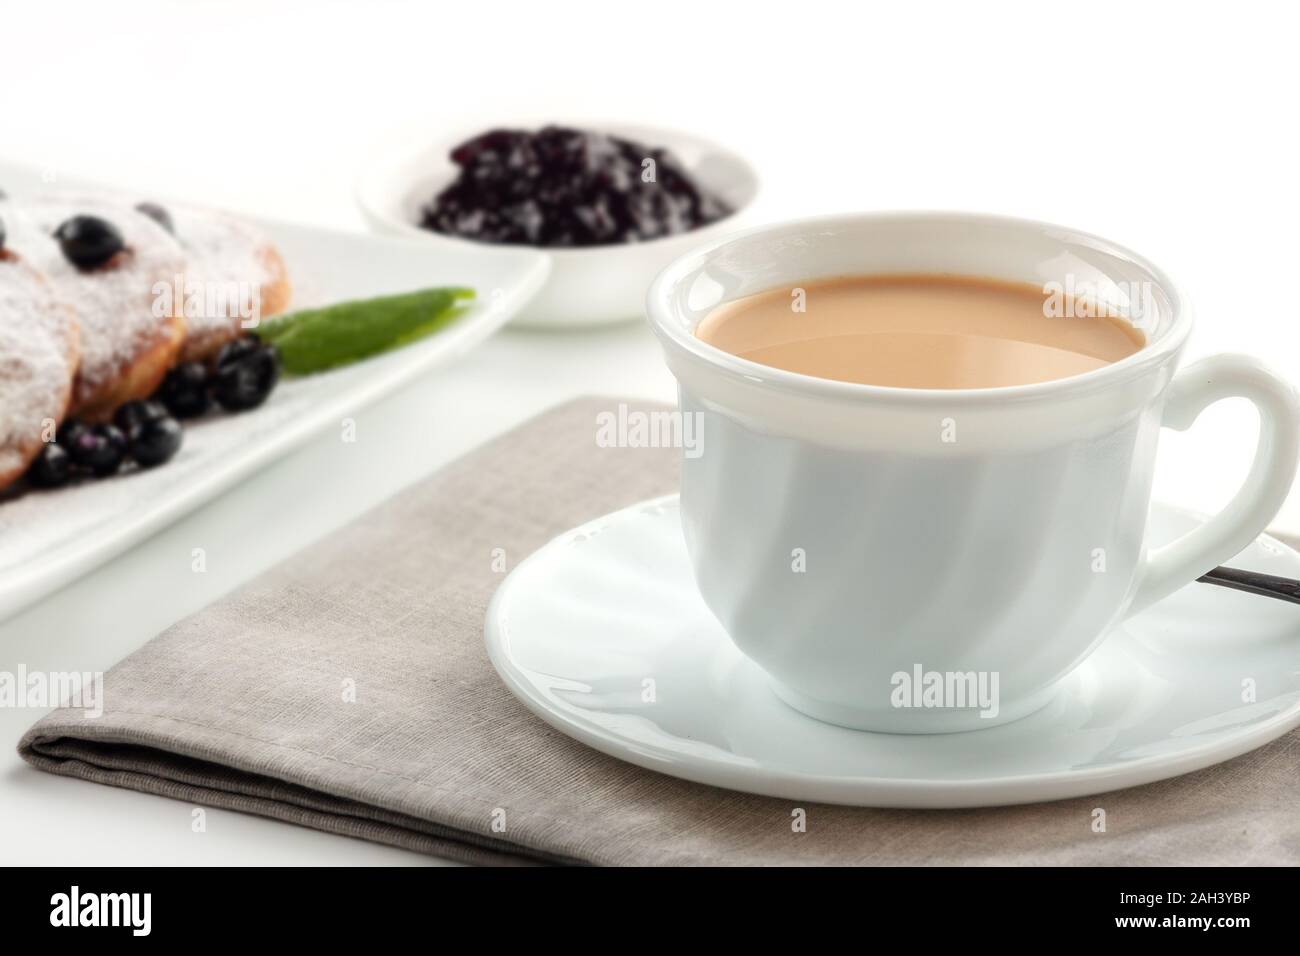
[485,495,1300,808]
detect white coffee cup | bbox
[647,212,1300,733]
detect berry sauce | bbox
[419,126,732,248]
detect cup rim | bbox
[646,210,1191,405]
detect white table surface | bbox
[2,0,1298,865]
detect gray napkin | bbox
[18,397,1300,865]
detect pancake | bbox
[162,202,292,361]
[0,232,81,491]
[16,198,186,421]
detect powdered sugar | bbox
[0,190,287,484]
[15,197,184,407]
[0,250,78,476]
[167,203,285,355]
[30,191,286,359]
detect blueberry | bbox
[135,201,174,235]
[156,362,212,419]
[68,424,127,477]
[56,419,88,447]
[130,415,183,468]
[213,336,261,370]
[114,399,169,440]
[53,215,125,270]
[214,343,280,411]
[27,443,72,488]
[103,423,128,457]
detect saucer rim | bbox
[485,493,1300,808]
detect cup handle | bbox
[1127,354,1300,615]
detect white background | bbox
[1,0,1298,865]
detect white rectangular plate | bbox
[0,160,549,622]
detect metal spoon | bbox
[1199,566,1300,605]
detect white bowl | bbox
[355,121,760,328]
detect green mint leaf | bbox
[260,287,475,375]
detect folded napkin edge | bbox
[18,708,603,865]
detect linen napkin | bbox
[19,397,1300,865]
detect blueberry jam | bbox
[420,126,732,247]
